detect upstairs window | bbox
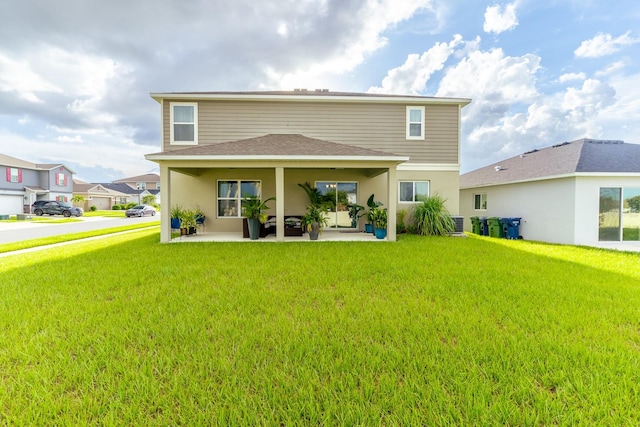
[170,102,198,145]
[55,172,68,186]
[406,106,425,140]
[6,167,22,183]
[136,182,146,190]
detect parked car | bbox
[125,205,157,217]
[32,201,84,217]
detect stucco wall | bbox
[460,178,577,244]
[573,175,640,246]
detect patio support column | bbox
[387,166,397,241]
[275,167,285,242]
[160,165,171,243]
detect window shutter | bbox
[18,169,22,183]
[5,168,9,182]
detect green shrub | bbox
[412,194,455,236]
[89,205,97,212]
[112,205,121,210]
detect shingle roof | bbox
[0,154,75,173]
[112,173,160,183]
[98,182,141,195]
[0,153,37,169]
[460,139,640,188]
[147,134,405,159]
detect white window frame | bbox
[55,172,67,187]
[217,179,262,219]
[398,181,430,203]
[170,102,198,145]
[9,167,19,183]
[474,193,487,210]
[406,106,425,140]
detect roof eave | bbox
[145,154,409,163]
[150,92,471,107]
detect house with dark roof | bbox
[145,90,471,242]
[459,139,640,248]
[112,173,160,191]
[72,180,131,210]
[1,153,75,214]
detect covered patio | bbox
[169,229,388,243]
[146,135,409,243]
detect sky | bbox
[1,0,639,182]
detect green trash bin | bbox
[487,217,503,238]
[470,216,480,234]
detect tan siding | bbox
[162,100,460,164]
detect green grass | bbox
[1,233,639,424]
[0,222,159,254]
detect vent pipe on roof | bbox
[495,165,503,171]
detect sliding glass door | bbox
[316,181,357,228]
[599,187,640,241]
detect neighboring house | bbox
[145,90,471,242]
[1,153,75,214]
[112,173,161,191]
[96,182,160,206]
[459,138,640,248]
[72,179,129,210]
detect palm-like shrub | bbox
[413,194,455,236]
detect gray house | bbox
[1,153,75,214]
[459,139,640,249]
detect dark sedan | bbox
[125,205,157,217]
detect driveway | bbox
[0,215,160,245]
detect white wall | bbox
[574,175,640,246]
[460,178,577,244]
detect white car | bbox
[125,205,156,217]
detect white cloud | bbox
[436,48,540,102]
[574,32,640,58]
[595,61,625,77]
[0,52,62,103]
[558,72,586,83]
[562,78,616,121]
[368,35,464,94]
[265,0,436,89]
[483,3,519,34]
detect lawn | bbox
[1,232,639,425]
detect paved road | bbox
[0,214,160,245]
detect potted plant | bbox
[242,195,275,240]
[370,207,388,239]
[301,204,329,240]
[170,205,184,230]
[178,208,198,235]
[365,194,383,233]
[194,206,205,231]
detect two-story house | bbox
[1,153,75,214]
[145,91,471,242]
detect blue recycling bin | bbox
[500,217,522,239]
[479,217,488,236]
